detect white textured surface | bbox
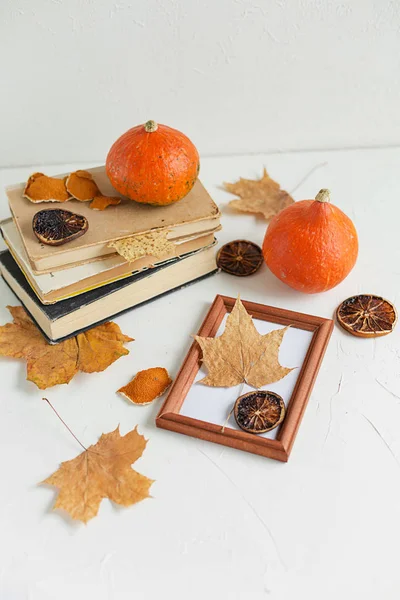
[1,0,400,166]
[0,147,400,599]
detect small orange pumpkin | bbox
[106,120,200,205]
[262,189,358,293]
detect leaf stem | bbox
[221,381,246,433]
[42,398,87,452]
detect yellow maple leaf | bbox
[0,306,133,389]
[224,168,294,220]
[194,297,293,388]
[42,425,153,523]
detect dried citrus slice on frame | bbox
[234,390,285,434]
[336,294,397,337]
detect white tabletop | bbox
[1,148,399,600]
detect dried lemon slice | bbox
[217,240,263,276]
[32,209,88,246]
[234,390,285,434]
[337,294,397,337]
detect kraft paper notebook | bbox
[6,166,221,273]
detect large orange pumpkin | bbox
[262,189,358,293]
[106,120,200,205]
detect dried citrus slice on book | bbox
[216,240,263,276]
[234,390,285,434]
[32,209,88,246]
[337,294,397,337]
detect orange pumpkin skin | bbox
[106,120,200,205]
[262,190,358,293]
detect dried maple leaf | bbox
[23,172,72,203]
[118,367,172,405]
[108,231,175,263]
[0,306,133,389]
[90,195,121,210]
[65,170,101,201]
[43,425,153,523]
[194,297,292,388]
[224,168,294,220]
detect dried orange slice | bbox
[66,170,100,201]
[118,367,172,405]
[32,209,88,246]
[337,294,397,337]
[24,172,72,203]
[216,240,263,276]
[234,390,285,434]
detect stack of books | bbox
[0,166,220,343]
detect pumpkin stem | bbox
[315,189,331,203]
[144,120,158,133]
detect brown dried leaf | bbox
[42,425,153,523]
[224,168,294,220]
[0,306,133,389]
[118,367,172,405]
[77,322,133,373]
[66,170,101,201]
[194,297,292,388]
[108,231,175,263]
[90,195,121,210]
[23,172,72,203]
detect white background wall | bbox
[1,0,400,167]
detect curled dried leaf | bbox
[224,168,294,220]
[0,306,133,389]
[90,195,121,210]
[66,170,101,201]
[42,425,153,523]
[24,172,72,203]
[118,367,172,405]
[109,231,175,263]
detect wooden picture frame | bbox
[156,295,333,462]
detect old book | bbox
[7,166,221,273]
[0,245,218,343]
[0,217,216,304]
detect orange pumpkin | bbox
[106,120,200,205]
[262,189,358,293]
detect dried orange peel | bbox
[90,195,121,210]
[65,170,101,201]
[118,367,172,405]
[23,172,72,203]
